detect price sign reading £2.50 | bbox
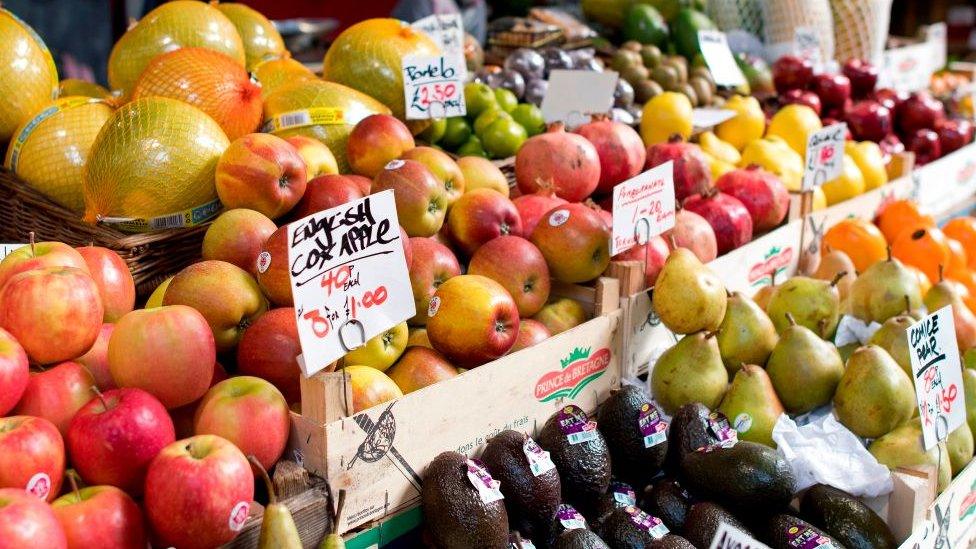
[908,306,966,450]
[802,122,847,191]
[402,54,466,120]
[287,190,415,376]
[610,161,676,256]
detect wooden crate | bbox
[895,459,976,548]
[911,143,976,221]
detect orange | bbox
[891,223,952,285]
[822,218,888,273]
[876,199,934,243]
[944,217,976,270]
[907,265,932,297]
[947,238,969,274]
[946,268,976,314]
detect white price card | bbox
[287,190,416,376]
[611,161,676,256]
[802,123,847,191]
[908,306,966,450]
[793,27,822,63]
[709,522,771,549]
[697,30,746,87]
[691,108,737,129]
[0,244,24,260]
[540,70,618,126]
[412,14,465,57]
[880,42,937,93]
[925,22,948,73]
[402,54,466,120]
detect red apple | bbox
[52,484,146,549]
[936,118,974,156]
[897,92,946,136]
[215,133,307,219]
[371,159,448,237]
[846,100,893,143]
[530,203,611,283]
[426,274,520,367]
[290,174,365,220]
[810,73,851,110]
[446,189,523,256]
[781,89,822,116]
[144,435,254,549]
[907,128,942,166]
[347,114,416,178]
[255,226,292,306]
[510,318,551,353]
[842,58,879,99]
[169,362,228,440]
[513,189,567,237]
[823,98,853,122]
[0,239,89,292]
[237,308,302,403]
[613,235,671,287]
[0,488,67,548]
[74,324,115,391]
[0,267,103,365]
[13,362,95,436]
[108,305,215,409]
[683,190,754,255]
[873,87,907,113]
[772,55,814,94]
[407,237,461,326]
[532,297,588,335]
[401,146,466,207]
[343,366,403,412]
[284,134,338,179]
[665,209,718,263]
[586,200,613,230]
[878,133,906,164]
[468,235,550,317]
[0,328,28,416]
[346,174,373,196]
[715,166,790,232]
[201,209,277,276]
[386,347,458,394]
[75,246,134,323]
[401,225,413,269]
[0,416,64,501]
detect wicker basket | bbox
[0,169,208,299]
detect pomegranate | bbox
[715,166,790,233]
[575,116,646,194]
[515,123,601,202]
[513,189,568,237]
[664,208,717,263]
[584,199,612,230]
[645,135,711,202]
[613,235,670,287]
[683,189,753,255]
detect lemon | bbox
[821,154,866,206]
[702,150,736,180]
[716,95,764,151]
[0,8,58,142]
[845,141,888,191]
[699,131,741,165]
[640,92,693,145]
[812,186,827,211]
[766,104,823,156]
[739,137,803,191]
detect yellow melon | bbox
[253,56,316,99]
[108,0,245,94]
[59,79,112,100]
[215,2,286,71]
[84,97,229,227]
[0,8,58,142]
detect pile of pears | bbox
[649,245,976,490]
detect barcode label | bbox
[149,213,187,231]
[278,112,311,127]
[567,431,598,445]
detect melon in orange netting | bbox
[131,47,262,140]
[0,8,59,142]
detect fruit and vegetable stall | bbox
[1,0,976,548]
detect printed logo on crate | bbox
[748,245,794,288]
[957,160,975,187]
[534,347,611,402]
[960,478,976,521]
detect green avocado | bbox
[640,477,692,532]
[671,9,717,60]
[553,528,611,549]
[762,514,845,549]
[799,484,897,549]
[679,441,796,512]
[623,4,669,47]
[421,451,510,548]
[537,408,612,515]
[682,502,753,549]
[596,386,668,487]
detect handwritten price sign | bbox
[802,123,847,191]
[287,190,415,376]
[610,161,676,256]
[908,305,965,449]
[697,31,746,87]
[793,27,822,64]
[402,54,466,120]
[412,14,465,58]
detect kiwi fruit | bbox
[634,79,664,104]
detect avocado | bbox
[623,4,669,48]
[543,504,591,549]
[482,430,562,540]
[799,484,896,549]
[597,386,668,487]
[422,451,510,548]
[762,514,844,549]
[671,9,717,60]
[596,506,669,548]
[664,404,732,472]
[650,534,696,548]
[553,528,610,549]
[592,481,639,529]
[679,441,795,512]
[682,502,752,549]
[537,405,612,514]
[640,477,693,532]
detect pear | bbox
[651,330,728,415]
[766,274,844,338]
[766,314,844,414]
[752,270,778,311]
[833,345,916,439]
[718,365,785,448]
[250,457,302,549]
[964,368,976,440]
[652,248,727,334]
[869,419,951,492]
[813,247,857,302]
[869,310,915,377]
[924,266,976,351]
[717,291,778,374]
[319,490,347,549]
[947,424,975,476]
[965,348,976,370]
[849,252,923,324]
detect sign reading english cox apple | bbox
[287,190,415,376]
[802,123,847,191]
[908,305,965,449]
[610,161,676,256]
[402,53,466,120]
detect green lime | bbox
[510,103,546,136]
[482,117,528,159]
[440,117,472,150]
[419,118,447,144]
[473,108,512,136]
[457,135,488,157]
[464,82,497,119]
[493,88,518,113]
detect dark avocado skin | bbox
[591,482,637,529]
[596,386,668,487]
[665,403,722,472]
[762,514,845,549]
[800,484,896,549]
[596,508,657,549]
[553,528,611,549]
[650,534,695,549]
[481,430,562,539]
[682,502,752,549]
[541,506,591,549]
[640,477,693,533]
[421,451,510,549]
[537,412,612,515]
[679,441,795,513]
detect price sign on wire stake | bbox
[802,123,847,191]
[697,30,746,87]
[287,190,415,376]
[611,161,676,256]
[793,26,822,63]
[540,70,618,126]
[402,54,466,120]
[412,14,465,60]
[908,306,965,450]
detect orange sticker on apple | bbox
[427,296,441,317]
[385,159,406,171]
[25,472,50,500]
[228,501,250,532]
[549,209,570,227]
[257,251,271,274]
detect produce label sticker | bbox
[465,458,505,504]
[908,306,965,449]
[0,244,24,261]
[786,526,838,549]
[540,70,618,126]
[522,437,556,476]
[625,506,669,539]
[402,54,466,119]
[556,404,599,445]
[509,535,537,549]
[697,31,746,87]
[698,412,738,451]
[638,402,668,448]
[709,521,771,549]
[793,27,822,63]
[287,190,415,376]
[412,14,465,60]
[556,504,587,530]
[611,160,676,256]
[610,481,637,505]
[802,123,847,191]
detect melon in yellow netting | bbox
[253,56,316,99]
[59,79,112,100]
[4,97,114,212]
[0,8,58,142]
[84,97,229,224]
[215,2,286,71]
[108,0,245,94]
[131,47,262,141]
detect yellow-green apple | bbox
[193,376,290,474]
[342,365,403,412]
[510,318,551,353]
[0,416,65,501]
[533,297,588,335]
[407,328,432,348]
[255,226,293,306]
[75,324,115,390]
[343,322,408,371]
[215,133,308,219]
[52,484,146,549]
[201,209,277,276]
[0,328,29,416]
[285,135,339,179]
[66,387,175,495]
[665,208,718,263]
[169,362,229,440]
[386,346,458,394]
[144,276,172,309]
[401,225,414,268]
[290,174,364,220]
[457,156,509,196]
[144,435,254,549]
[0,488,67,548]
[407,237,460,326]
[237,308,302,403]
[612,235,671,287]
[513,189,567,236]
[347,114,416,178]
[0,239,89,292]
[401,146,466,207]
[346,174,373,196]
[530,203,611,283]
[0,267,103,365]
[446,189,523,256]
[426,274,520,367]
[163,260,269,352]
[371,159,447,237]
[108,305,216,409]
[75,246,135,322]
[468,235,550,317]
[13,361,95,436]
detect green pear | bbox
[651,330,728,415]
[869,419,951,492]
[947,424,975,477]
[849,254,923,324]
[319,491,347,549]
[718,364,785,448]
[766,274,844,338]
[924,269,976,351]
[652,248,727,334]
[834,345,916,439]
[251,457,302,549]
[965,348,976,370]
[869,313,915,377]
[964,368,976,441]
[765,314,844,414]
[717,291,778,374]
